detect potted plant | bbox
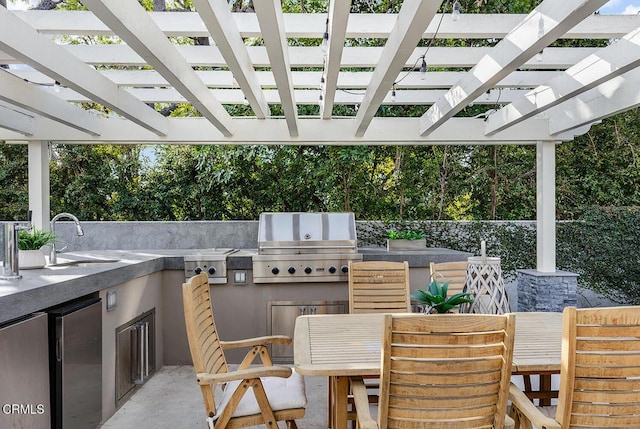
[18,228,56,269]
[386,229,426,250]
[412,278,474,313]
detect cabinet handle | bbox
[143,321,149,378]
[131,322,148,384]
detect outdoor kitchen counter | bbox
[0,247,470,325]
[0,249,186,325]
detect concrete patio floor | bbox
[99,365,328,429]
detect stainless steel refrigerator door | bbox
[0,313,50,429]
[53,299,102,429]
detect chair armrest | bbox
[196,365,292,385]
[350,377,379,429]
[220,335,292,349]
[509,383,561,429]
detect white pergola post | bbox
[536,140,556,272]
[27,140,50,230]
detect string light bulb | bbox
[391,83,397,103]
[243,96,249,106]
[452,0,461,21]
[53,80,61,93]
[536,50,544,62]
[320,18,329,54]
[485,89,491,101]
[420,57,427,80]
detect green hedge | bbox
[358,206,640,304]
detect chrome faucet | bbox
[1,222,30,279]
[49,213,84,265]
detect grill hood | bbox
[257,212,357,254]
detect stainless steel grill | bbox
[252,212,363,283]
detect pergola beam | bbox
[0,117,580,144]
[486,27,640,135]
[0,69,102,136]
[0,6,169,136]
[54,87,528,105]
[15,11,640,40]
[355,0,442,137]
[82,0,234,136]
[0,45,599,69]
[254,0,298,136]
[192,0,270,119]
[548,68,640,135]
[320,0,351,119]
[10,68,562,90]
[419,0,609,136]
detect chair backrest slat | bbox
[557,306,640,429]
[378,313,515,429]
[349,261,411,314]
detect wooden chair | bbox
[348,261,411,314]
[509,305,640,429]
[347,260,411,423]
[351,313,516,429]
[430,260,468,296]
[182,273,306,429]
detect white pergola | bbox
[1,0,639,273]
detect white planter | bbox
[18,249,47,269]
[386,238,426,251]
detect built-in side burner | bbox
[184,248,237,284]
[252,212,362,283]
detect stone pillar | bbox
[517,269,578,312]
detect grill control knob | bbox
[328,266,337,274]
[194,266,203,274]
[271,267,280,275]
[341,265,349,273]
[304,266,312,274]
[208,267,216,275]
[288,266,296,274]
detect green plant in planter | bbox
[18,228,56,250]
[387,229,425,240]
[412,279,474,313]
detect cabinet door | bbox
[269,301,347,363]
[116,310,155,406]
[0,313,50,429]
[270,304,308,362]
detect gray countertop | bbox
[0,247,470,325]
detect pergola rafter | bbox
[548,68,640,135]
[320,0,351,119]
[0,102,35,135]
[0,68,102,136]
[192,0,270,119]
[254,0,298,137]
[354,0,442,136]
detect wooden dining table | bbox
[293,311,563,429]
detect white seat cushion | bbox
[213,370,307,420]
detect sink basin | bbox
[48,258,120,267]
